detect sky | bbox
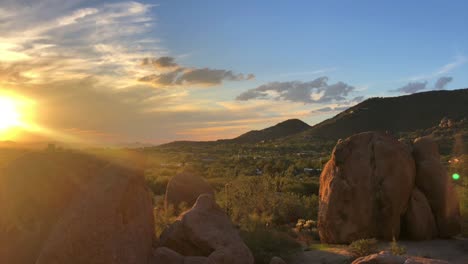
[0,0,467,144]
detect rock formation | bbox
[402,188,437,240]
[412,137,461,237]
[318,132,461,243]
[270,256,287,264]
[165,171,214,211]
[0,151,154,264]
[318,132,416,243]
[36,165,154,264]
[158,194,254,264]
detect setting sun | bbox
[0,96,21,131]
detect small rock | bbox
[270,256,287,264]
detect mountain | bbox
[228,119,311,143]
[290,88,468,141]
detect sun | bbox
[0,96,22,131]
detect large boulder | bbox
[402,188,438,240]
[0,152,106,264]
[165,172,214,211]
[412,137,461,237]
[318,132,416,243]
[36,165,154,264]
[160,194,254,264]
[0,151,154,264]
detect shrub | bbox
[145,172,171,196]
[241,228,301,264]
[153,197,189,237]
[348,238,378,257]
[217,176,319,229]
[390,237,406,255]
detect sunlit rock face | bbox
[318,132,415,243]
[318,132,461,244]
[0,151,154,264]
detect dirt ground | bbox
[291,238,468,264]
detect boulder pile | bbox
[318,132,461,244]
[154,194,254,264]
[0,151,253,264]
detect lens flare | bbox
[452,173,460,180]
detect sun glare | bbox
[0,97,21,131]
[0,94,36,140]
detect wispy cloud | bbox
[279,67,337,77]
[236,77,356,104]
[0,1,158,88]
[408,55,467,81]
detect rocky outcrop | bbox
[36,165,154,264]
[0,152,105,264]
[318,132,461,244]
[159,194,254,264]
[352,251,449,264]
[412,137,461,237]
[0,151,154,264]
[318,132,416,243]
[165,172,214,210]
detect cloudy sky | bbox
[1,0,467,144]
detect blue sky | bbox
[154,0,468,91]
[0,0,467,143]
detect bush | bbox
[153,196,189,237]
[241,228,301,264]
[145,172,171,196]
[217,176,319,229]
[348,238,378,257]
[390,237,406,255]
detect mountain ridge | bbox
[160,88,468,147]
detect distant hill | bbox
[290,88,468,141]
[159,119,311,148]
[228,119,311,143]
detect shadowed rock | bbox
[0,152,106,264]
[0,151,154,264]
[412,136,461,238]
[270,256,287,264]
[403,188,438,240]
[165,171,214,211]
[36,165,154,264]
[159,194,254,264]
